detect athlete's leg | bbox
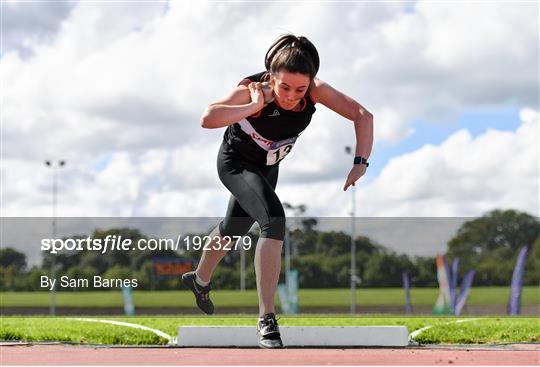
[194,226,229,283]
[254,237,282,316]
[218,156,285,316]
[195,197,254,283]
[183,198,252,315]
[251,163,283,317]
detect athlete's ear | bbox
[268,74,276,88]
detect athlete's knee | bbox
[219,217,254,237]
[259,209,286,241]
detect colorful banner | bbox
[277,284,291,313]
[507,246,529,315]
[121,285,135,316]
[402,272,412,314]
[278,270,299,314]
[454,269,475,316]
[433,255,452,315]
[450,258,460,311]
[287,269,299,314]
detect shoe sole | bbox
[258,341,284,349]
[257,331,283,349]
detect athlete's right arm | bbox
[200,81,265,129]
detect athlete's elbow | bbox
[200,110,214,129]
[355,108,373,125]
[362,108,373,122]
[200,116,210,129]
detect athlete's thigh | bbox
[219,162,283,222]
[261,163,279,189]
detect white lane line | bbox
[67,318,175,344]
[409,318,483,343]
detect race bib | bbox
[238,118,299,165]
[266,137,297,165]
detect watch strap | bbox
[353,156,369,167]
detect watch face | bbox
[354,157,368,166]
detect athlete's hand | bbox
[261,82,275,103]
[248,82,265,108]
[343,164,367,191]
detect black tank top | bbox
[222,71,316,166]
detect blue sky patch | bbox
[94,154,113,172]
[369,107,522,176]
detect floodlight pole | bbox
[345,146,357,315]
[45,160,65,316]
[240,243,246,291]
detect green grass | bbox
[1,316,538,345]
[0,317,165,345]
[413,318,540,344]
[2,286,539,308]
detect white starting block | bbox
[177,326,409,347]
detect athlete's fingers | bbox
[249,82,262,93]
[344,175,350,191]
[343,172,359,191]
[343,177,353,191]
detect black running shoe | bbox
[257,313,284,349]
[181,271,214,315]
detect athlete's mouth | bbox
[276,97,300,109]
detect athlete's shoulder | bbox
[238,71,268,86]
[308,77,333,104]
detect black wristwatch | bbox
[353,156,369,167]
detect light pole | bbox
[344,146,357,315]
[282,203,304,287]
[240,240,246,291]
[44,160,66,316]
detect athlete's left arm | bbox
[310,78,374,191]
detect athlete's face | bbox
[271,71,311,110]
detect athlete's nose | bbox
[286,92,297,102]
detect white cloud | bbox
[353,107,539,216]
[1,145,228,217]
[2,1,76,58]
[1,2,538,219]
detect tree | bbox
[0,248,28,291]
[25,266,48,291]
[0,248,27,272]
[524,237,540,285]
[447,209,540,285]
[363,252,414,287]
[92,228,146,268]
[410,256,437,287]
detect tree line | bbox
[1,209,538,291]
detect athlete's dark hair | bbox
[264,34,320,79]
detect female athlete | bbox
[182,34,374,348]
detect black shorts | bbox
[217,142,286,241]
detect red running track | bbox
[1,345,539,365]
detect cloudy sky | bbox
[2,1,538,228]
